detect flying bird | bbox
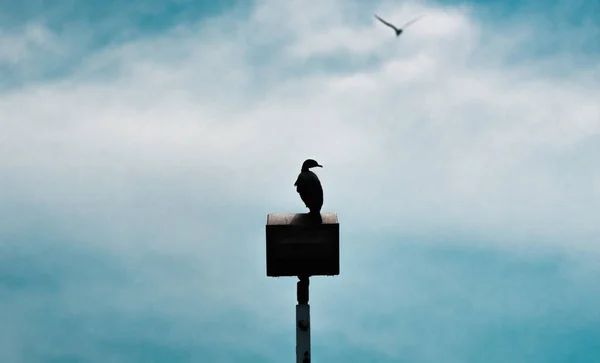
[374,14,423,37]
[294,159,324,218]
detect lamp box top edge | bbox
[266,212,338,225]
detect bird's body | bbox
[294,159,324,216]
[374,14,423,37]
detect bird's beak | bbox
[317,164,323,168]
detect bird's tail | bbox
[308,210,323,224]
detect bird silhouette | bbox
[374,14,423,37]
[294,159,324,219]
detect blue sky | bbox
[1,0,600,362]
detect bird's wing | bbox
[295,172,323,211]
[296,177,310,208]
[401,16,423,30]
[295,173,311,195]
[374,14,399,32]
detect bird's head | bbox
[301,159,323,171]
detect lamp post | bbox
[266,212,340,363]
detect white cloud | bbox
[1,0,599,251]
[0,23,58,64]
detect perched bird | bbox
[374,14,423,37]
[294,159,324,217]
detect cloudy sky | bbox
[1,0,600,362]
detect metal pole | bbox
[296,275,310,363]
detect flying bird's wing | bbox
[401,16,423,30]
[374,14,399,32]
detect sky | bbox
[1,0,600,362]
